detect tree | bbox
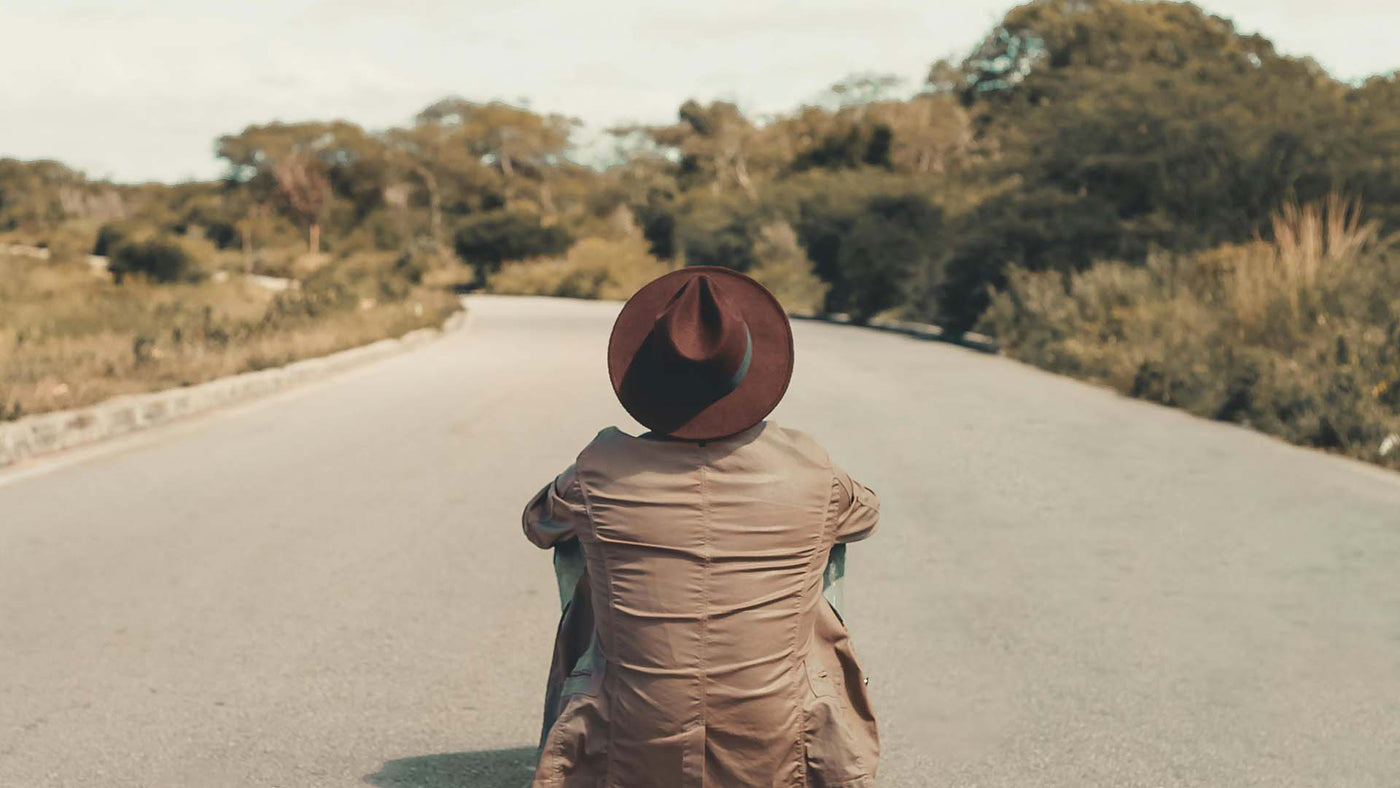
[414,98,577,219]
[831,194,944,323]
[274,155,330,254]
[865,95,974,174]
[827,72,904,110]
[235,202,271,272]
[595,147,683,260]
[0,159,95,233]
[217,121,389,255]
[675,192,761,270]
[926,0,1355,327]
[383,126,449,254]
[1341,74,1400,231]
[645,101,768,198]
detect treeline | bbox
[2,0,1398,332]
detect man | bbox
[523,267,880,787]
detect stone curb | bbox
[791,312,1000,354]
[0,304,469,469]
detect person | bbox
[522,266,880,787]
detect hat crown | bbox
[607,266,793,441]
[653,275,749,380]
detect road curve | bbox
[2,294,1398,787]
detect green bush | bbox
[791,192,943,323]
[285,250,428,311]
[109,237,204,284]
[835,195,943,323]
[980,197,1400,469]
[748,222,828,314]
[94,221,133,256]
[453,210,572,282]
[936,188,1128,332]
[202,220,242,250]
[676,194,760,271]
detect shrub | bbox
[748,222,828,314]
[980,195,1400,469]
[274,251,428,320]
[109,236,204,284]
[830,194,943,323]
[202,220,242,250]
[1221,195,1380,343]
[937,187,1127,332]
[786,183,946,323]
[675,195,760,271]
[392,245,433,286]
[453,210,572,282]
[487,236,673,300]
[93,221,133,256]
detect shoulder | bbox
[574,426,633,469]
[585,426,627,449]
[758,422,833,472]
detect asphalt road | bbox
[2,295,1398,788]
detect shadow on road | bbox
[364,747,537,788]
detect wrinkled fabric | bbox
[522,421,879,788]
[549,541,847,630]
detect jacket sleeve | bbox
[522,464,588,549]
[831,465,880,544]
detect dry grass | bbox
[981,195,1400,469]
[1,252,457,420]
[487,236,675,300]
[1225,194,1381,335]
[488,223,827,315]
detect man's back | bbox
[525,421,879,787]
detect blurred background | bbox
[2,0,1398,468]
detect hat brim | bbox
[608,267,794,441]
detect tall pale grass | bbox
[488,236,675,301]
[981,193,1400,469]
[1226,193,1379,333]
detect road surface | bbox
[2,295,1398,787]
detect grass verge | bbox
[980,195,1400,471]
[1,251,458,420]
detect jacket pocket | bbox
[535,641,608,788]
[805,657,840,699]
[802,603,879,787]
[802,663,876,787]
[533,690,608,788]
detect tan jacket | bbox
[522,421,880,787]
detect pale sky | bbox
[2,0,1396,184]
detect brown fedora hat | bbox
[608,266,794,441]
